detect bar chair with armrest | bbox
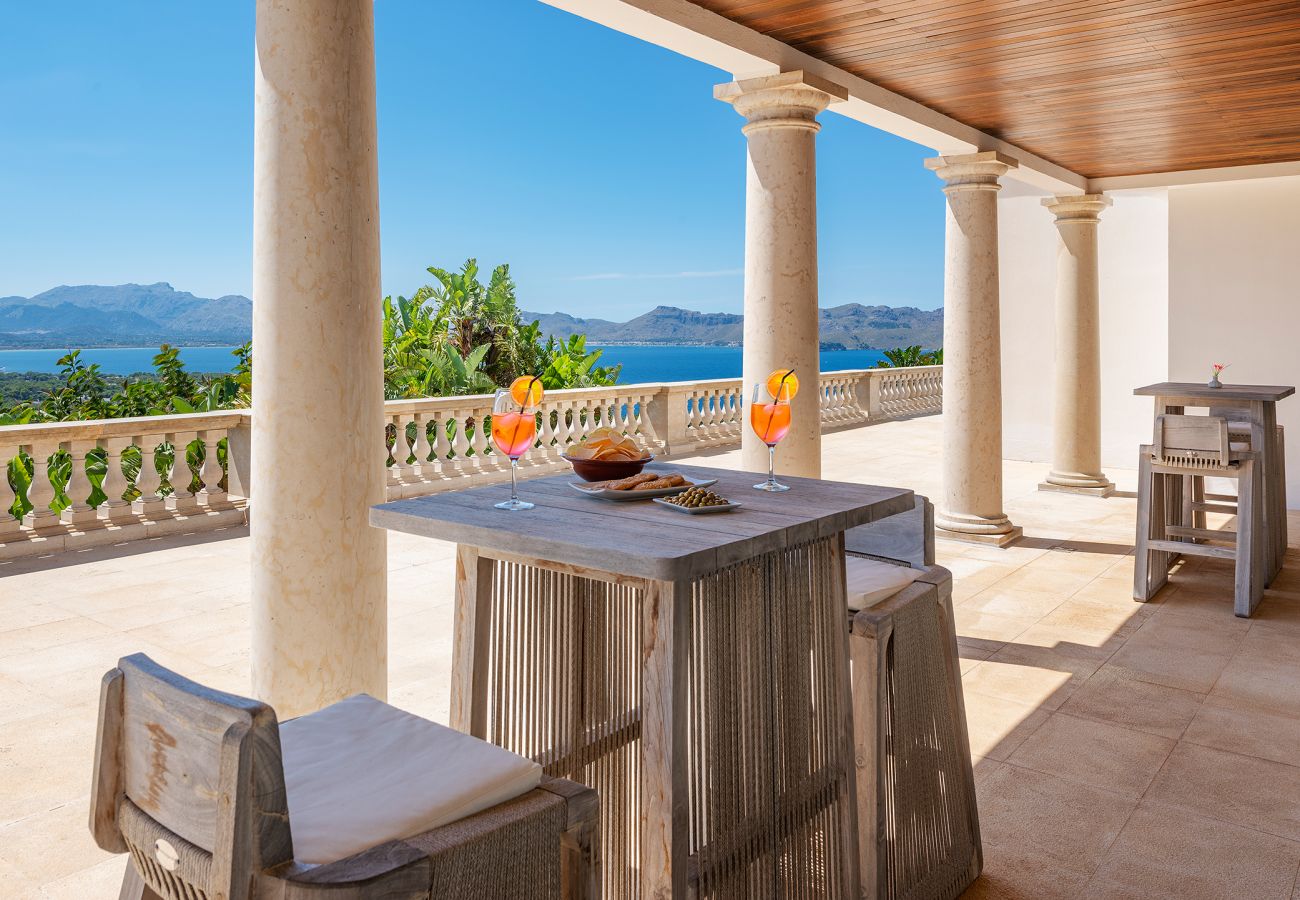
[90,653,601,900]
[1135,414,1264,617]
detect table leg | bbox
[640,578,690,900]
[450,544,494,737]
[1263,402,1285,582]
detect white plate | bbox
[569,475,718,502]
[652,497,742,514]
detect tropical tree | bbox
[875,345,943,368]
[382,258,620,396]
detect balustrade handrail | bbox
[0,409,250,445]
[0,366,941,559]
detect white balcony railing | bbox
[0,366,941,559]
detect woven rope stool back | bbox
[849,570,982,900]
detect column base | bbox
[936,525,1024,547]
[1039,471,1115,498]
[935,510,1023,547]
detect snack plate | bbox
[652,497,743,514]
[569,475,718,502]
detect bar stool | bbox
[1135,414,1264,617]
[841,498,982,900]
[1185,410,1287,580]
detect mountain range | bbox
[0,284,943,351]
[0,283,252,348]
[523,304,943,350]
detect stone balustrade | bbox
[0,366,940,558]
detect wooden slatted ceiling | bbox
[689,0,1300,178]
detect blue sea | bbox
[0,344,888,381]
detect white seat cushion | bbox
[846,556,923,612]
[279,694,542,866]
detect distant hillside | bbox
[0,283,251,349]
[525,304,943,350]
[0,284,941,352]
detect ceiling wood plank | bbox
[690,0,1300,177]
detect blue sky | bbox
[0,1,944,317]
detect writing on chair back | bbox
[90,653,293,900]
[1153,414,1232,469]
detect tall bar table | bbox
[1135,382,1293,582]
[372,463,914,900]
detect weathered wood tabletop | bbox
[1134,382,1296,402]
[370,462,915,581]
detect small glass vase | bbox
[1208,374,1222,389]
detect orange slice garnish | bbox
[509,376,544,408]
[766,369,799,402]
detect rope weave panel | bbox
[487,561,642,900]
[877,590,979,900]
[688,536,852,900]
[483,536,854,899]
[425,796,567,899]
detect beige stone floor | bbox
[5,414,1300,898]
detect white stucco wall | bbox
[1168,177,1300,506]
[997,186,1057,463]
[997,185,1169,472]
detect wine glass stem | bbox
[511,458,520,503]
[768,444,776,485]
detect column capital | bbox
[924,150,1018,192]
[714,70,847,134]
[1042,193,1112,223]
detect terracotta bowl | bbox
[561,453,655,482]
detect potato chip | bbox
[570,427,649,461]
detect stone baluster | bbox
[538,406,558,460]
[431,413,451,471]
[23,441,62,534]
[635,392,659,450]
[450,411,471,467]
[98,436,136,525]
[166,432,200,515]
[385,417,403,488]
[469,413,490,468]
[135,437,167,521]
[198,430,228,507]
[0,444,23,540]
[410,414,432,479]
[61,440,99,529]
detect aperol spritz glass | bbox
[492,377,542,510]
[750,369,797,492]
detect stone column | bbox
[925,151,1022,546]
[1039,194,1114,496]
[252,0,387,717]
[716,71,846,478]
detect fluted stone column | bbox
[1040,194,1114,497]
[252,0,387,717]
[925,151,1022,546]
[716,71,846,478]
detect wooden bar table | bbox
[1135,382,1293,582]
[372,463,914,900]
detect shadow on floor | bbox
[0,523,250,575]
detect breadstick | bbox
[608,472,659,491]
[635,474,687,490]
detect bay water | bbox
[0,344,889,382]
